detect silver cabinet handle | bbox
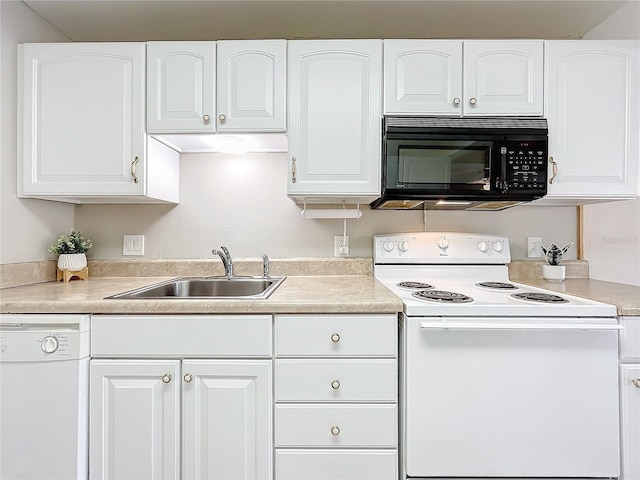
[469,97,477,105]
[184,373,193,383]
[291,157,297,184]
[330,426,340,436]
[131,156,139,184]
[632,378,640,388]
[331,333,340,343]
[161,374,171,384]
[218,114,226,123]
[549,156,558,184]
[453,97,461,105]
[331,380,340,389]
[203,114,211,123]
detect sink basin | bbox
[107,276,285,300]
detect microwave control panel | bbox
[499,141,547,191]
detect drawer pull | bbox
[331,333,340,343]
[331,380,340,389]
[330,425,340,436]
[161,374,171,383]
[633,378,640,388]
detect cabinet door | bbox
[20,43,146,196]
[545,41,639,198]
[463,40,543,116]
[182,360,272,480]
[620,364,640,480]
[288,40,382,200]
[147,41,216,133]
[217,40,286,132]
[89,360,180,480]
[384,40,462,115]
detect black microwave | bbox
[371,116,548,211]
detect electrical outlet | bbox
[334,235,350,257]
[123,235,145,256]
[527,236,542,258]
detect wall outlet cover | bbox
[527,236,542,258]
[123,234,145,256]
[334,235,349,257]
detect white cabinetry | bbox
[620,316,640,480]
[19,43,179,204]
[287,40,382,203]
[384,40,543,116]
[274,314,398,480]
[89,315,273,480]
[542,41,639,202]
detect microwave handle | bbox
[497,148,508,193]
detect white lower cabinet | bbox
[620,316,640,480]
[274,314,398,480]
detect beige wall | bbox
[0,1,73,264]
[583,1,640,286]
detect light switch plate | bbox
[123,235,145,256]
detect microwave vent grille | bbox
[385,116,548,131]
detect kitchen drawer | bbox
[275,449,397,480]
[275,314,397,357]
[275,359,396,402]
[275,404,397,447]
[620,317,640,361]
[91,315,272,357]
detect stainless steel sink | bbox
[107,276,285,300]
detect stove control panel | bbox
[373,232,511,264]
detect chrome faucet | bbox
[261,254,270,279]
[212,246,234,278]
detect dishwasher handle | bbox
[419,321,622,331]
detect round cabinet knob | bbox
[184,373,193,383]
[331,333,340,343]
[477,241,489,252]
[203,114,211,123]
[330,426,341,436]
[469,97,477,105]
[40,335,58,354]
[382,240,395,252]
[436,236,450,251]
[632,378,640,388]
[398,240,410,252]
[162,374,172,384]
[218,114,226,123]
[453,97,461,106]
[331,380,341,389]
[493,241,504,252]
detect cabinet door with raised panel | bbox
[288,40,382,201]
[463,40,543,116]
[89,360,181,480]
[147,41,216,133]
[620,364,640,480]
[182,360,272,480]
[384,40,463,115]
[217,40,286,132]
[20,42,146,196]
[545,40,639,199]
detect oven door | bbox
[403,317,620,478]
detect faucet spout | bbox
[212,247,234,278]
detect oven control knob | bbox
[477,241,489,252]
[398,240,409,252]
[382,240,395,252]
[41,335,59,354]
[493,241,505,252]
[436,237,450,251]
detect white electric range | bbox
[373,232,621,480]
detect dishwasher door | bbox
[403,317,621,478]
[0,315,90,480]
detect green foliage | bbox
[49,229,93,254]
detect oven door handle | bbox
[419,321,622,331]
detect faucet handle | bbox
[261,254,270,279]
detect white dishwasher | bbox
[0,314,90,480]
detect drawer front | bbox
[275,314,397,357]
[621,317,640,360]
[91,315,272,357]
[275,359,396,402]
[275,404,397,447]
[275,449,398,480]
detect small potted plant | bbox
[49,229,93,280]
[541,241,574,281]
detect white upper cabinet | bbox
[543,40,639,200]
[288,40,382,202]
[384,40,544,116]
[147,41,216,133]
[19,42,179,203]
[217,40,286,132]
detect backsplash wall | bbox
[75,152,578,261]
